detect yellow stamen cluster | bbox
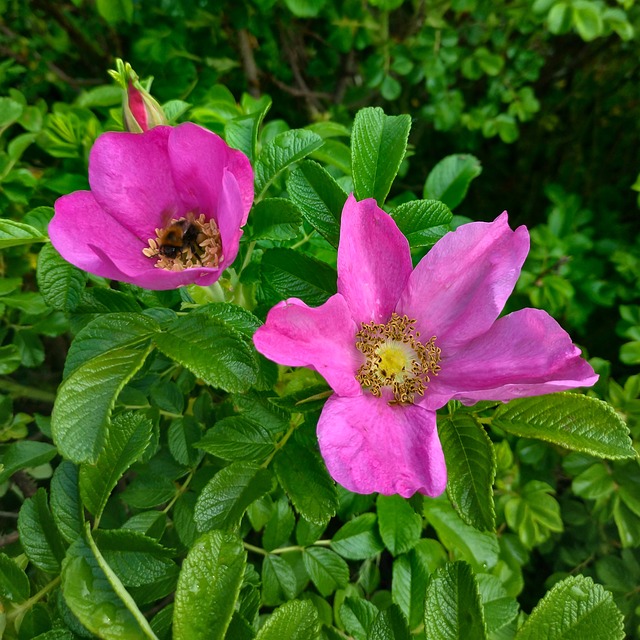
[143,213,223,271]
[355,312,441,405]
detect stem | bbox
[261,419,299,468]
[244,538,332,557]
[163,470,195,514]
[6,575,61,624]
[290,231,316,250]
[0,379,56,403]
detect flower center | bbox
[355,312,441,405]
[142,213,223,271]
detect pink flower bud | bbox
[123,79,168,133]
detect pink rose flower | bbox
[253,195,598,498]
[49,123,254,290]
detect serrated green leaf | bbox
[391,199,452,248]
[0,219,47,248]
[261,554,298,606]
[274,441,338,526]
[168,416,203,467]
[286,160,348,248]
[263,497,295,551]
[120,474,176,509]
[377,494,422,555]
[331,512,385,560]
[197,415,275,462]
[423,154,482,209]
[261,248,337,306]
[154,314,257,393]
[62,529,158,639]
[255,599,319,639]
[370,603,411,640]
[225,97,271,162]
[249,198,302,241]
[0,552,30,602]
[17,488,66,573]
[50,461,85,543]
[351,107,411,205]
[194,462,274,532]
[424,561,487,640]
[255,129,323,198]
[79,412,153,518]
[423,498,499,572]
[36,243,87,312]
[476,573,520,633]
[439,414,496,531]
[493,393,635,459]
[340,596,380,640]
[0,440,57,483]
[302,547,349,596]
[514,575,624,639]
[392,551,430,629]
[52,342,153,463]
[172,530,245,639]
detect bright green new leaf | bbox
[255,599,319,639]
[376,494,422,555]
[493,393,635,459]
[255,128,323,199]
[79,412,153,518]
[424,561,487,640]
[96,0,133,24]
[173,530,245,639]
[194,461,274,532]
[0,440,57,483]
[514,575,624,639]
[438,413,496,531]
[287,160,348,248]
[390,199,452,248]
[351,107,411,205]
[423,154,482,210]
[36,243,87,312]
[0,219,47,248]
[302,547,349,596]
[392,551,430,629]
[572,0,604,40]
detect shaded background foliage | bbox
[1,0,640,638]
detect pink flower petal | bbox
[421,308,598,409]
[317,394,447,497]
[253,295,362,397]
[168,122,254,226]
[398,212,529,352]
[337,195,413,325]
[215,169,246,271]
[88,126,184,241]
[49,191,140,282]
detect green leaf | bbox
[572,0,603,40]
[423,498,499,572]
[263,497,296,551]
[96,0,133,24]
[0,219,47,248]
[423,154,482,210]
[197,415,275,462]
[392,551,430,629]
[36,244,87,312]
[255,129,323,198]
[0,440,57,483]
[249,198,302,241]
[492,393,635,459]
[572,463,615,500]
[61,529,158,639]
[262,554,298,606]
[194,461,274,532]
[154,314,257,393]
[351,107,411,205]
[283,0,326,18]
[50,461,85,543]
[52,342,153,463]
[331,512,385,560]
[261,248,337,306]
[274,440,338,526]
[0,552,30,602]
[168,416,203,467]
[514,575,624,640]
[504,481,563,549]
[477,573,519,633]
[286,160,348,248]
[302,547,349,596]
[79,412,153,518]
[17,488,66,573]
[376,494,422,555]
[0,344,22,374]
[391,199,452,247]
[370,604,411,640]
[439,414,496,531]
[341,596,380,640]
[0,97,23,127]
[173,530,246,640]
[225,97,271,162]
[256,600,319,639]
[548,2,573,33]
[424,561,487,640]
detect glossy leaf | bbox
[423,154,482,210]
[376,494,422,555]
[255,599,319,639]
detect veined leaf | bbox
[391,199,452,248]
[50,461,84,543]
[255,599,319,640]
[248,198,302,241]
[331,512,385,560]
[376,494,422,555]
[0,219,47,248]
[423,154,482,210]
[0,553,30,602]
[37,243,87,312]
[302,547,349,596]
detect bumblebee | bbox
[157,219,199,258]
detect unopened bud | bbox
[108,59,168,133]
